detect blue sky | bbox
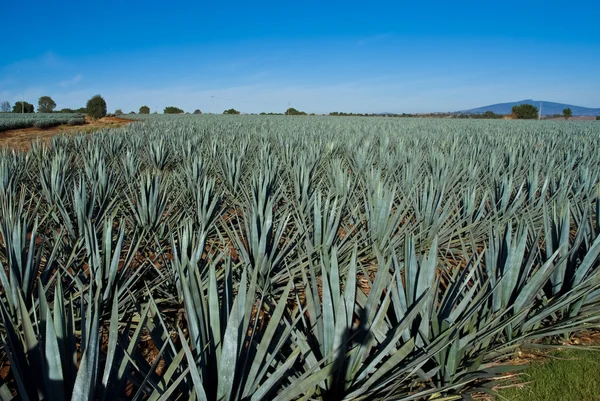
[1,0,599,114]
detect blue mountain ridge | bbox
[458,99,600,116]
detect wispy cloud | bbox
[3,51,66,73]
[60,74,82,87]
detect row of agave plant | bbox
[0,116,599,400]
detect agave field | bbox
[0,113,85,132]
[0,115,599,400]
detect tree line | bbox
[0,95,108,118]
[1,99,591,121]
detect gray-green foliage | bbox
[0,115,599,400]
[0,113,84,132]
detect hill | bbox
[459,100,600,116]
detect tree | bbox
[86,95,107,119]
[0,101,10,112]
[139,105,150,114]
[115,109,123,116]
[12,101,34,113]
[223,108,240,115]
[482,111,501,119]
[37,96,56,113]
[164,106,184,114]
[285,107,307,115]
[193,109,202,114]
[563,108,573,120]
[511,104,538,120]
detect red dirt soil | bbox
[0,116,134,151]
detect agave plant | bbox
[163,232,299,401]
[0,114,599,400]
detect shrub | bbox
[285,107,307,115]
[511,104,539,119]
[164,106,184,114]
[86,95,107,119]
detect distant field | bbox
[0,115,599,400]
[0,112,85,131]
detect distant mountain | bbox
[459,100,600,116]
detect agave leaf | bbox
[271,361,335,401]
[353,287,432,384]
[0,301,36,400]
[321,257,336,359]
[0,382,12,401]
[501,226,527,309]
[179,328,208,401]
[72,294,100,400]
[43,305,65,401]
[217,268,247,401]
[572,233,600,286]
[357,338,415,393]
[208,263,222,361]
[243,282,293,396]
[155,367,191,401]
[17,292,38,355]
[250,348,300,401]
[145,348,186,401]
[101,293,120,396]
[514,249,560,313]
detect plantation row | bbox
[0,115,599,400]
[0,113,85,132]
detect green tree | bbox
[164,106,184,114]
[12,101,34,113]
[115,109,123,116]
[563,108,573,120]
[223,108,240,115]
[193,109,202,114]
[1,101,10,112]
[86,95,107,119]
[139,105,150,114]
[285,107,307,115]
[37,96,56,113]
[482,111,501,119]
[511,104,539,119]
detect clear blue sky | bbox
[2,0,599,114]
